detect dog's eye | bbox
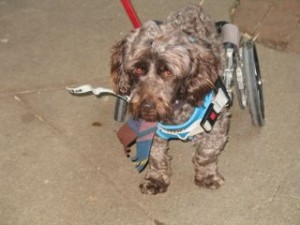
[134,68,145,76]
[161,70,173,78]
[157,63,173,79]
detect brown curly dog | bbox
[111,4,230,195]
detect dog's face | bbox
[111,21,219,122]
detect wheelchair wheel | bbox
[241,41,265,126]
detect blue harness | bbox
[157,91,214,140]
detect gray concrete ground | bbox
[1,0,300,225]
[232,0,300,54]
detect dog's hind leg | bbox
[192,111,229,189]
[139,136,172,195]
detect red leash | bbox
[120,0,141,29]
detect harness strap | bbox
[156,76,230,140]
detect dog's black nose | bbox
[140,100,157,121]
[141,100,155,111]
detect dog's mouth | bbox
[140,111,158,122]
[130,98,172,122]
[138,99,159,122]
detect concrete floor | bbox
[1,0,299,224]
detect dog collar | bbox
[156,77,230,140]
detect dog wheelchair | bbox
[216,22,265,126]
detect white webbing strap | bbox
[66,85,130,102]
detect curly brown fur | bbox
[111,4,229,195]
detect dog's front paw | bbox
[195,173,224,189]
[139,178,169,195]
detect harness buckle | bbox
[200,103,219,132]
[201,77,230,132]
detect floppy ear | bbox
[110,28,143,95]
[183,48,219,106]
[110,37,132,95]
